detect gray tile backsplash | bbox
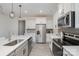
[63,27,79,35]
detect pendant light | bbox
[9,1,15,19]
[19,4,22,18]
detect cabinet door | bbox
[8,51,16,56]
[15,41,28,56]
[46,34,52,43]
[22,41,28,56]
[28,38,32,55]
[22,45,28,56]
[15,46,24,56]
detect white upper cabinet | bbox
[58,3,75,17]
[63,3,75,14]
[35,17,47,24]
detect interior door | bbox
[18,20,25,35]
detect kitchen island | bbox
[0,35,32,56]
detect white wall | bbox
[0,14,18,39]
[0,14,10,38]
[8,17,18,35]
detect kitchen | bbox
[0,3,79,56]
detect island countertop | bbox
[0,35,32,56]
[63,46,79,56]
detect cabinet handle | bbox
[23,49,26,55]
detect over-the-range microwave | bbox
[58,11,75,28]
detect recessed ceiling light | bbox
[40,10,43,13]
[24,10,28,14]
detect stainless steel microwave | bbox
[64,11,75,28]
[58,11,75,28]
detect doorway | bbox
[18,20,25,35]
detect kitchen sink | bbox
[3,39,24,46]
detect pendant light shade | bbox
[9,2,15,19]
[9,11,15,18]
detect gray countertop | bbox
[63,46,79,56]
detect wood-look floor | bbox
[29,44,52,56]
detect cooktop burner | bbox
[63,33,79,46]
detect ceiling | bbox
[0,3,58,17]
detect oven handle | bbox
[53,41,62,49]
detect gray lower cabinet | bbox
[22,41,28,56]
[28,37,32,55]
[8,40,28,56]
[15,46,24,56]
[15,41,28,56]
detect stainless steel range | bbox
[53,38,63,56]
[63,33,79,45]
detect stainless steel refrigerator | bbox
[36,24,46,43]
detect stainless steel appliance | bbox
[53,38,63,56]
[58,11,75,28]
[64,11,75,27]
[36,24,46,43]
[58,16,65,26]
[63,33,79,45]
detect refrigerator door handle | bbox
[37,31,40,35]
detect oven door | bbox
[53,42,63,56]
